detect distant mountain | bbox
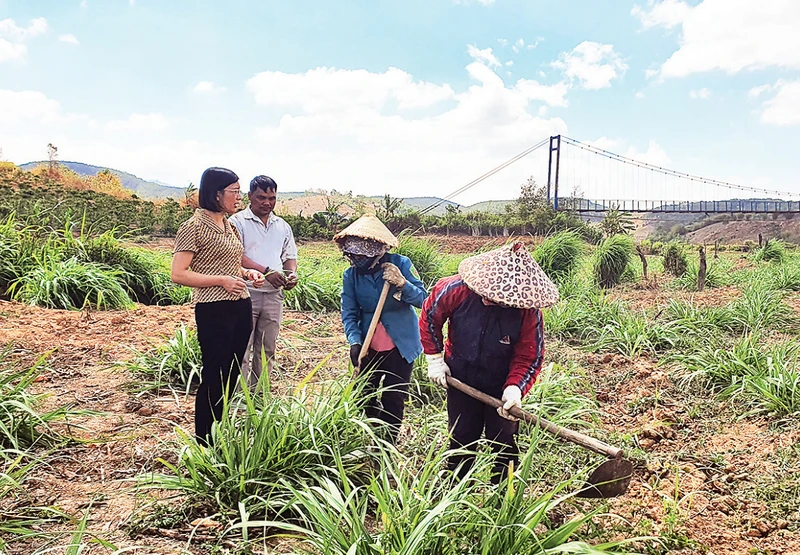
[19,161,185,200]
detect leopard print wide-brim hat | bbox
[458,241,559,309]
[333,215,399,249]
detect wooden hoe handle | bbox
[354,281,391,377]
[446,376,624,460]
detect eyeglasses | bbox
[222,189,243,197]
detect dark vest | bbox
[445,292,523,397]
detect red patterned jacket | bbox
[419,275,545,397]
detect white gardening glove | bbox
[498,385,522,421]
[426,353,450,388]
[382,263,406,288]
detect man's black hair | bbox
[250,175,278,194]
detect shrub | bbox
[593,234,633,288]
[662,242,688,276]
[533,230,584,282]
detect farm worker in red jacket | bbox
[419,242,559,483]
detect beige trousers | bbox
[242,288,284,387]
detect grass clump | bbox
[0,350,72,450]
[255,434,634,555]
[662,242,688,276]
[752,239,787,263]
[83,232,190,305]
[284,264,343,312]
[593,234,633,289]
[533,230,584,283]
[672,334,800,417]
[395,232,446,288]
[671,258,734,290]
[142,376,380,518]
[8,257,134,310]
[124,324,202,393]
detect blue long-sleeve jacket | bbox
[341,253,428,363]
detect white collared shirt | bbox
[229,206,298,291]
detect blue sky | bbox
[1,0,799,204]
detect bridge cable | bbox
[416,137,550,216]
[561,136,800,199]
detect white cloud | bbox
[513,79,569,108]
[247,66,456,112]
[243,57,569,203]
[80,1,88,7]
[512,38,524,53]
[59,34,79,45]
[552,41,628,89]
[504,60,514,67]
[635,91,646,99]
[689,87,711,99]
[640,0,800,78]
[748,84,773,99]
[0,39,26,62]
[0,18,48,41]
[192,80,227,94]
[0,17,47,63]
[453,0,496,5]
[631,0,692,29]
[4,55,574,204]
[467,44,501,68]
[105,113,171,131]
[497,38,508,47]
[527,37,544,50]
[758,80,800,126]
[0,89,62,124]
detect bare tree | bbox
[47,143,58,174]
[697,246,707,292]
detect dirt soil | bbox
[687,219,800,245]
[2,292,799,553]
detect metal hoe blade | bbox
[577,458,634,499]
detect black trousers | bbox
[360,348,412,444]
[194,297,252,446]
[447,386,519,484]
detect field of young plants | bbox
[1,216,799,554]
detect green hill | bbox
[19,161,185,200]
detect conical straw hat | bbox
[458,242,559,309]
[333,215,398,249]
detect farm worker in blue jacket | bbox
[335,215,428,444]
[419,242,559,483]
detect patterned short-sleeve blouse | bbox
[173,209,249,304]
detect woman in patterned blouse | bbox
[171,167,265,446]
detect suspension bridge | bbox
[420,135,800,216]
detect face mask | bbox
[351,255,379,271]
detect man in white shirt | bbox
[230,175,298,386]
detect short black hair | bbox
[250,175,278,194]
[198,167,238,212]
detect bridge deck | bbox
[562,199,800,213]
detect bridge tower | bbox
[546,135,561,210]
